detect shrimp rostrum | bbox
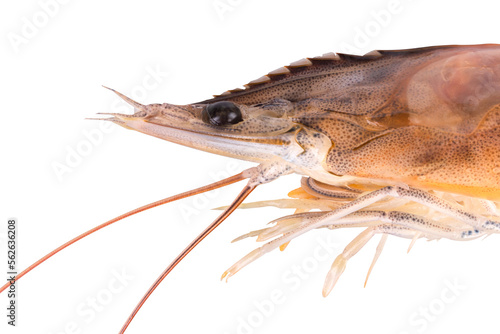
[4,44,500,332]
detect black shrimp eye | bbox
[201,101,243,126]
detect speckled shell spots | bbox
[201,45,500,199]
[202,45,458,107]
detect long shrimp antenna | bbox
[0,170,252,294]
[119,182,257,333]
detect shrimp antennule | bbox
[0,170,251,294]
[119,182,258,334]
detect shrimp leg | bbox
[223,185,496,282]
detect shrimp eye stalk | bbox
[202,101,243,126]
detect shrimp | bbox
[3,44,500,332]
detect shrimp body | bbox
[102,44,500,299]
[4,44,500,332]
[207,44,500,200]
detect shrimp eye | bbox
[202,101,243,126]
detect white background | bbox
[2,0,500,333]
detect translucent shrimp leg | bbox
[222,185,496,282]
